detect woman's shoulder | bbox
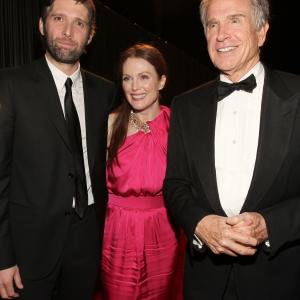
[160,105,171,116]
[159,105,171,121]
[107,112,119,146]
[108,111,119,128]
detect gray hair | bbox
[199,0,270,34]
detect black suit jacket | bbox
[164,67,300,300]
[0,58,115,278]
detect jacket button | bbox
[68,173,74,179]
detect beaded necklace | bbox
[128,111,150,133]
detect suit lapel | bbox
[190,81,226,215]
[242,69,298,211]
[82,71,96,173]
[32,58,72,151]
[33,61,98,175]
[33,61,100,173]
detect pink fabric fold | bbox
[98,106,183,300]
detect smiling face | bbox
[122,57,166,118]
[204,0,269,81]
[39,0,93,67]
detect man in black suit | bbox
[164,0,300,299]
[0,0,114,299]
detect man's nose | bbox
[63,22,72,38]
[217,24,230,41]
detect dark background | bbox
[0,0,299,104]
[100,0,299,75]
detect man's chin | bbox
[56,56,80,64]
[47,46,83,64]
[51,52,82,64]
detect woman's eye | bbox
[141,74,149,80]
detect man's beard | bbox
[43,29,88,64]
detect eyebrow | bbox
[123,71,152,76]
[49,12,89,23]
[207,13,246,24]
[227,13,246,19]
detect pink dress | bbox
[101,106,183,300]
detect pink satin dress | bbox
[101,105,183,300]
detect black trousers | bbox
[222,268,239,300]
[18,205,100,300]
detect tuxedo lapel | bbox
[242,70,298,211]
[32,58,72,151]
[190,82,225,214]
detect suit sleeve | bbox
[0,72,16,269]
[108,82,118,113]
[163,97,209,248]
[259,86,300,256]
[260,195,300,256]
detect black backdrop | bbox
[0,0,40,68]
[0,0,216,105]
[2,0,297,104]
[98,0,300,76]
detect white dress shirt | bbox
[46,56,94,205]
[215,62,265,216]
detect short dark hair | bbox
[40,0,96,34]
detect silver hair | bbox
[199,0,270,34]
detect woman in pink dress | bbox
[100,43,183,299]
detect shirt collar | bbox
[220,62,264,84]
[45,55,82,92]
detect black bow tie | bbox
[217,74,257,101]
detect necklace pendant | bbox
[128,111,150,133]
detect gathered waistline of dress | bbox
[108,194,165,209]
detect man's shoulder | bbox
[271,68,300,81]
[172,79,217,107]
[81,69,114,89]
[266,67,300,93]
[178,79,217,97]
[0,58,45,80]
[276,70,300,90]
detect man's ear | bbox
[87,32,94,45]
[39,18,45,36]
[258,22,269,47]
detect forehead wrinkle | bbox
[49,2,89,20]
[207,12,246,23]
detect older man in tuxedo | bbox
[164,0,300,299]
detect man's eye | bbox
[231,18,240,24]
[75,20,86,28]
[53,16,63,22]
[207,23,217,30]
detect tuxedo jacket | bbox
[164,67,300,300]
[0,58,115,278]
